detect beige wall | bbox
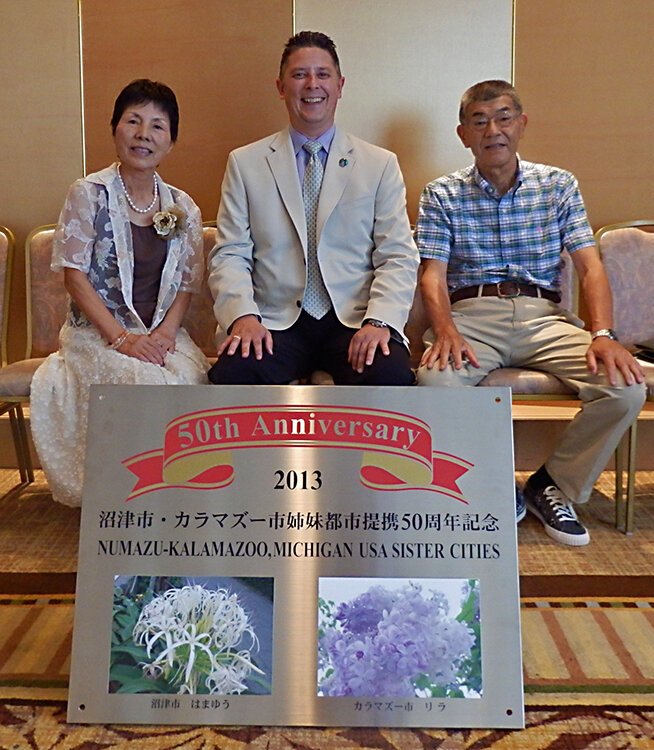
[515,0,654,229]
[0,0,82,359]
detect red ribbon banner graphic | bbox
[122,405,472,502]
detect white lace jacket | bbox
[52,162,203,332]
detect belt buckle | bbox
[496,281,520,298]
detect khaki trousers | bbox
[417,297,646,503]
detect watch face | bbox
[593,329,617,341]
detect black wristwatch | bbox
[363,318,388,329]
[591,328,618,341]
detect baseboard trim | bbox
[520,574,654,598]
[0,573,77,594]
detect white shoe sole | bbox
[526,503,590,547]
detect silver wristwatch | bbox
[591,328,618,341]
[363,318,388,329]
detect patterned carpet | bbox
[0,706,652,749]
[0,470,653,747]
[1,594,653,704]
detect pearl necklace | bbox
[117,165,158,214]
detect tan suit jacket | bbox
[208,127,418,340]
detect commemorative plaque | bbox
[68,385,523,728]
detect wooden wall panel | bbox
[515,0,654,228]
[81,0,292,221]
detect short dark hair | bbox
[459,80,522,124]
[279,30,341,76]
[110,79,179,142]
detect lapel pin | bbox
[339,158,348,167]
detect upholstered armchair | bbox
[0,225,36,484]
[0,226,13,366]
[596,221,654,532]
[181,223,219,362]
[0,225,66,485]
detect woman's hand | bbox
[150,326,177,355]
[117,333,166,365]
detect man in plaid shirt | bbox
[415,80,645,547]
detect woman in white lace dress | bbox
[31,79,209,507]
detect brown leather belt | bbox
[450,282,561,305]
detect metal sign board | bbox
[68,385,523,728]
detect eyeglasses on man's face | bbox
[466,110,521,132]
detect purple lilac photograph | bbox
[318,577,481,698]
[110,576,273,695]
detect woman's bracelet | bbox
[110,330,130,350]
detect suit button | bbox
[296,300,302,308]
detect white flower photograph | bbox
[110,576,273,695]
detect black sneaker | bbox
[524,484,590,546]
[516,485,526,523]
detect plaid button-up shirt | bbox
[415,159,594,293]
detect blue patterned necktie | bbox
[301,141,332,319]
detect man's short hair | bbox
[279,30,341,76]
[459,80,523,124]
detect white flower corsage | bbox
[153,206,186,239]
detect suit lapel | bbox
[317,128,354,237]
[266,129,306,246]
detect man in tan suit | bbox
[207,30,418,385]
